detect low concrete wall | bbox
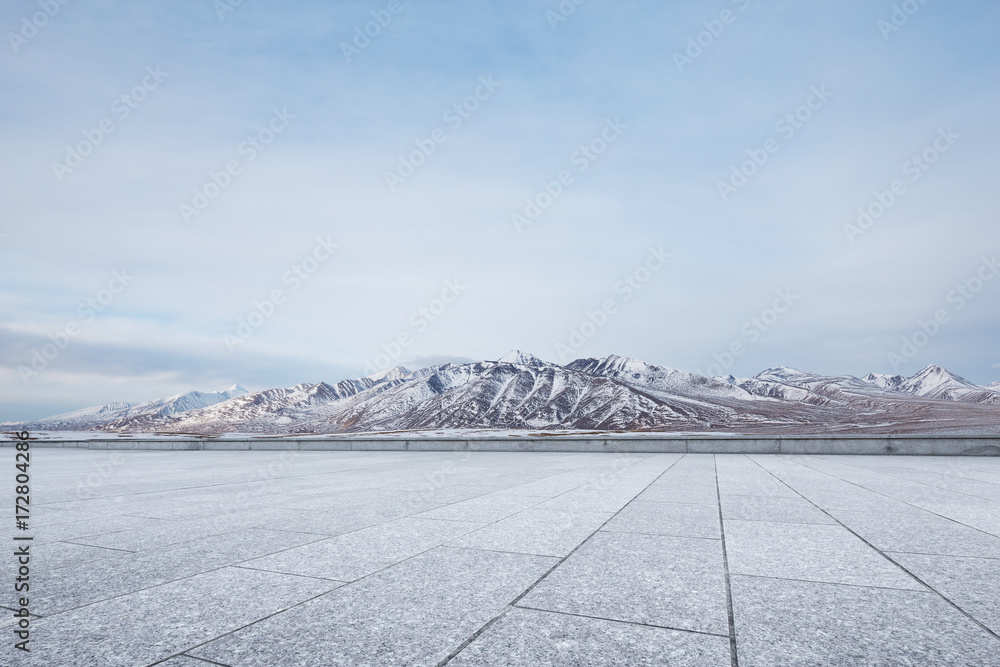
[4,434,1000,455]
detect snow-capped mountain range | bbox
[18,385,250,430]
[6,353,1000,435]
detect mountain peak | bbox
[902,365,976,393]
[496,350,548,367]
[595,354,651,373]
[910,364,969,383]
[365,366,411,382]
[861,372,905,390]
[756,366,808,381]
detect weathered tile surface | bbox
[448,607,732,666]
[731,575,1000,667]
[190,547,557,666]
[519,531,730,635]
[4,449,999,667]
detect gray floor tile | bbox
[534,485,651,513]
[280,487,430,512]
[840,463,1000,502]
[17,567,339,666]
[828,508,1000,558]
[241,516,480,581]
[31,513,173,543]
[724,520,923,590]
[507,472,617,497]
[447,508,612,557]
[0,608,40,629]
[13,540,128,572]
[190,547,557,666]
[731,575,1000,667]
[12,450,1000,666]
[415,492,544,522]
[918,502,1000,537]
[635,480,719,505]
[716,462,798,497]
[803,488,916,513]
[519,531,729,635]
[449,607,732,666]
[8,528,323,615]
[721,495,836,525]
[888,552,1000,634]
[156,656,216,666]
[258,499,442,536]
[68,507,313,551]
[602,501,721,539]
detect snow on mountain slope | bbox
[736,367,895,407]
[751,364,1000,407]
[15,385,249,430]
[567,354,755,401]
[308,359,746,432]
[158,385,250,414]
[862,373,906,391]
[897,365,1000,404]
[859,365,1000,404]
[366,366,411,382]
[127,356,762,434]
[7,354,999,435]
[104,372,411,433]
[496,350,550,367]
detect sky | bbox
[2,0,999,421]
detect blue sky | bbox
[2,0,999,421]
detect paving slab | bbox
[534,483,651,512]
[446,508,613,557]
[915,502,1000,537]
[634,480,719,505]
[716,457,799,497]
[721,495,836,525]
[257,499,443,536]
[9,528,324,615]
[750,462,917,513]
[828,508,1000,558]
[448,607,732,666]
[30,513,173,543]
[6,450,1000,666]
[731,575,1000,667]
[827,459,1000,501]
[14,567,339,666]
[190,547,557,666]
[499,477,593,497]
[724,520,924,590]
[278,487,432,512]
[157,657,217,666]
[519,531,730,635]
[0,607,40,629]
[415,492,544,522]
[789,457,997,508]
[240,516,481,581]
[602,500,721,539]
[888,552,1000,634]
[67,506,321,551]
[7,540,128,572]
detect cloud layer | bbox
[2,0,998,420]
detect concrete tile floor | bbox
[2,450,999,665]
